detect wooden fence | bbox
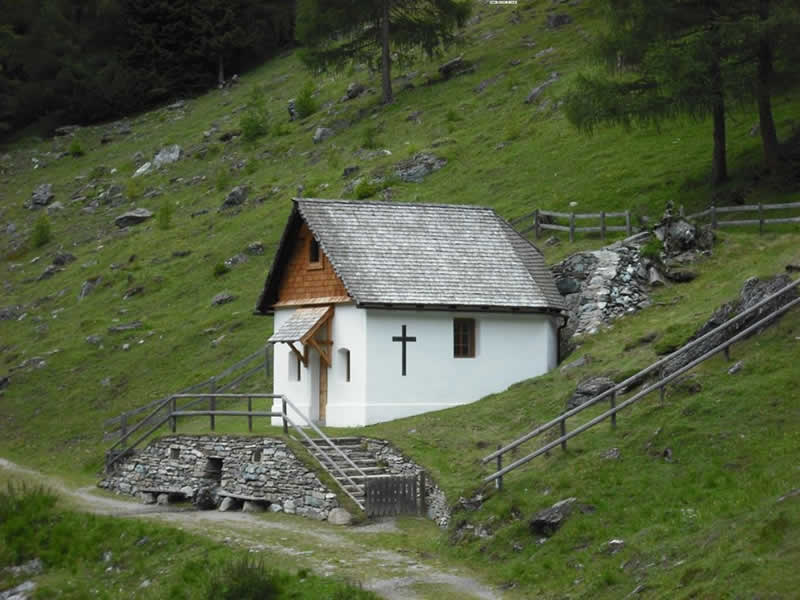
[511,209,634,242]
[365,473,427,517]
[510,200,800,243]
[103,345,273,442]
[686,201,800,233]
[482,277,800,488]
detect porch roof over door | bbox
[268,306,333,344]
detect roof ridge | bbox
[293,197,493,211]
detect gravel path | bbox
[0,458,503,600]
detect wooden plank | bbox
[715,204,761,213]
[539,223,571,232]
[569,213,575,243]
[762,201,800,210]
[538,209,572,218]
[764,217,800,225]
[716,219,762,227]
[170,410,280,417]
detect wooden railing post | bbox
[560,419,567,451]
[758,203,764,235]
[120,414,128,443]
[170,397,176,433]
[534,209,541,239]
[724,345,731,361]
[625,210,632,236]
[711,205,717,229]
[282,398,288,434]
[495,444,503,491]
[569,212,576,243]
[610,390,617,429]
[600,211,606,241]
[659,368,666,404]
[248,396,253,432]
[209,379,216,431]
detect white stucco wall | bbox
[271,304,366,427]
[363,309,558,425]
[273,306,558,427]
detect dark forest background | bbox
[0,0,294,138]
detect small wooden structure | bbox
[365,473,427,517]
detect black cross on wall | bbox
[391,325,416,376]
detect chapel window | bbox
[309,237,321,266]
[453,318,476,358]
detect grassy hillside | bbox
[1,0,799,597]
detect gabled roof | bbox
[257,199,565,314]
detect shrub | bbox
[361,126,380,150]
[213,262,230,277]
[157,202,173,230]
[203,557,280,600]
[355,179,381,199]
[445,108,462,122]
[68,138,85,157]
[240,86,269,141]
[31,215,51,248]
[641,238,664,261]
[295,81,318,119]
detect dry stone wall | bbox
[100,435,338,520]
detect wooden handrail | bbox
[484,294,800,483]
[482,277,800,478]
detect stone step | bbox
[301,437,362,446]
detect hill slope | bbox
[1,1,800,597]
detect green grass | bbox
[0,483,378,599]
[0,0,799,596]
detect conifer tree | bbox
[297,0,471,104]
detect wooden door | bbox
[318,353,328,424]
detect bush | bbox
[295,81,318,119]
[157,202,173,230]
[213,262,230,277]
[361,126,380,150]
[204,557,280,600]
[641,238,664,261]
[31,215,51,248]
[68,138,85,157]
[240,86,269,141]
[355,179,381,199]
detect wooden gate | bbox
[365,473,426,517]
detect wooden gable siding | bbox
[276,222,350,305]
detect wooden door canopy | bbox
[268,305,334,368]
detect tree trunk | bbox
[757,0,781,172]
[710,27,727,186]
[380,0,393,104]
[218,55,225,88]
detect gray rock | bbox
[1,305,22,320]
[567,375,615,410]
[342,165,360,178]
[547,13,572,28]
[556,276,580,295]
[156,493,170,506]
[344,82,366,100]
[559,354,592,374]
[283,498,296,514]
[525,72,560,104]
[46,201,65,214]
[211,292,236,306]
[108,321,142,333]
[269,503,283,513]
[245,241,264,255]
[141,492,156,504]
[438,55,465,78]
[287,99,298,121]
[313,127,334,144]
[54,124,81,136]
[6,558,43,577]
[153,145,182,168]
[220,185,248,210]
[79,277,102,300]
[115,208,153,228]
[1,580,36,600]
[38,265,60,281]
[602,447,620,460]
[394,153,447,183]
[218,497,239,512]
[52,252,75,267]
[727,361,743,375]
[132,162,152,178]
[327,507,352,525]
[30,183,55,208]
[530,497,576,537]
[242,500,266,513]
[224,253,248,267]
[648,266,666,287]
[0,375,9,390]
[193,486,217,510]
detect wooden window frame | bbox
[308,237,322,270]
[345,349,351,382]
[453,318,476,358]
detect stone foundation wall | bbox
[100,435,338,520]
[365,438,451,528]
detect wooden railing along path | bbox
[103,345,273,442]
[482,277,800,489]
[511,200,800,243]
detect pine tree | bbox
[297,0,471,104]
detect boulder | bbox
[46,201,65,214]
[242,500,266,513]
[567,375,615,410]
[344,82,366,101]
[132,162,152,178]
[438,55,465,78]
[313,127,334,144]
[218,497,240,512]
[327,507,352,525]
[220,185,248,210]
[79,277,102,300]
[394,153,447,183]
[193,486,217,510]
[653,215,714,258]
[245,241,265,255]
[115,208,153,228]
[211,292,236,306]
[52,252,76,267]
[156,493,170,506]
[153,145,182,168]
[141,492,156,504]
[30,183,55,209]
[524,72,560,104]
[547,13,572,28]
[530,497,576,537]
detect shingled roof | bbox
[257,199,565,313]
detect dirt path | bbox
[0,458,503,600]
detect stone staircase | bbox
[299,437,388,505]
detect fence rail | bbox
[510,200,800,243]
[482,277,800,487]
[103,345,272,442]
